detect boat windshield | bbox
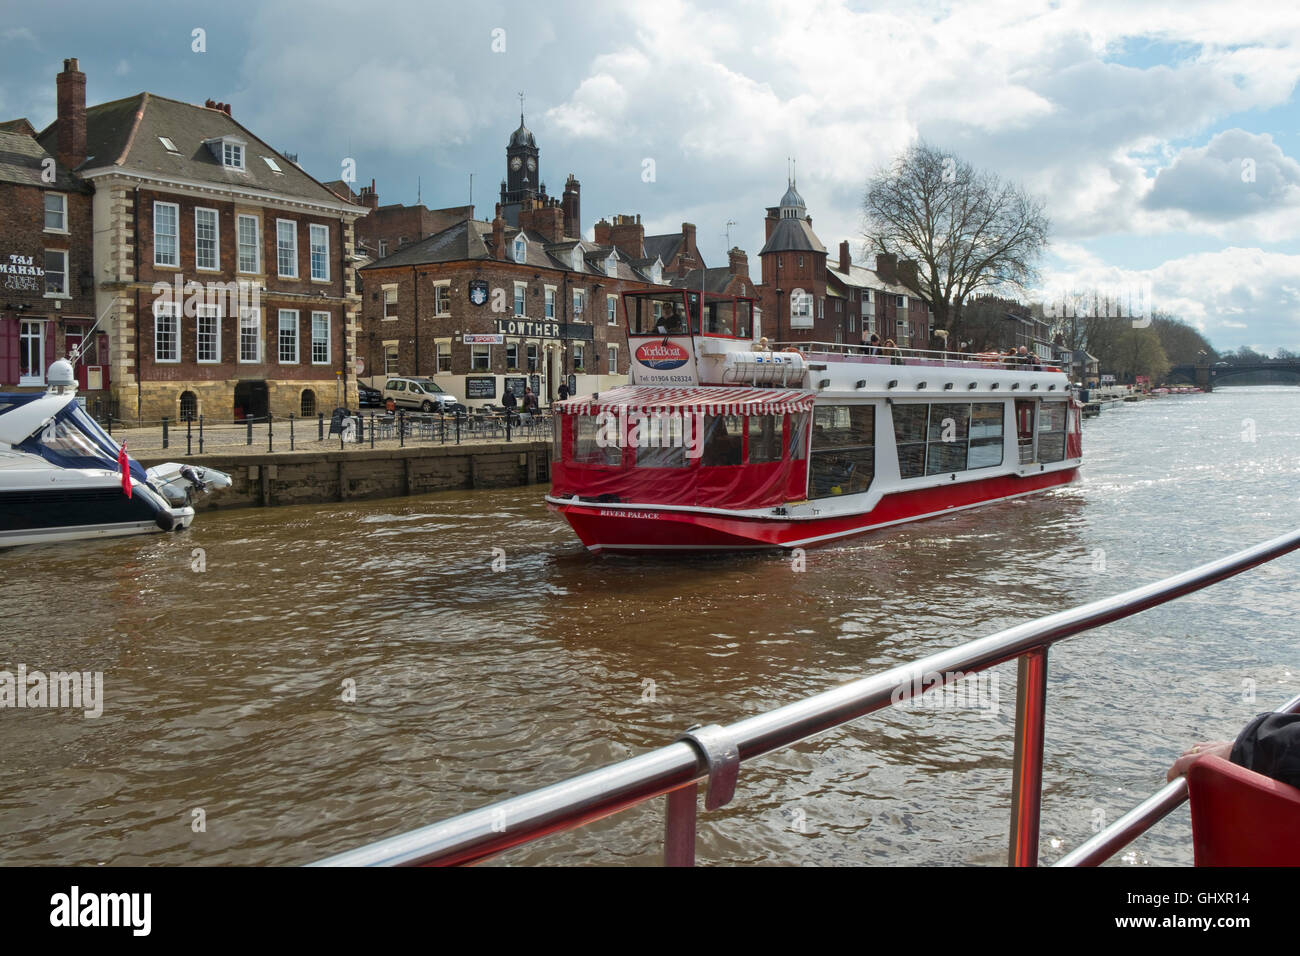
[14,400,146,480]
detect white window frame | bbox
[382,284,398,320]
[309,223,330,281]
[154,300,180,363]
[607,344,618,372]
[237,214,260,274]
[433,280,451,316]
[43,249,68,297]
[196,303,221,364]
[572,289,585,321]
[506,340,519,369]
[513,235,527,264]
[526,343,539,372]
[435,340,452,373]
[18,320,45,385]
[278,309,300,364]
[223,141,244,170]
[383,340,399,375]
[154,201,179,267]
[44,192,67,233]
[378,239,389,258]
[513,282,527,317]
[573,343,586,370]
[195,207,219,271]
[471,344,491,370]
[276,219,298,278]
[311,311,331,365]
[605,253,617,276]
[239,307,262,363]
[607,294,618,325]
[544,286,556,319]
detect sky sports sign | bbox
[631,337,697,385]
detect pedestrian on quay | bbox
[557,381,570,402]
[502,386,518,423]
[523,387,539,414]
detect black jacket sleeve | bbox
[1230,712,1300,788]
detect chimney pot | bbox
[56,57,87,171]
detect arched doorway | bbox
[179,390,198,421]
[300,389,317,417]
[233,380,268,420]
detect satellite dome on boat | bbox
[46,358,76,391]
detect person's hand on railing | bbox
[1166,741,1233,781]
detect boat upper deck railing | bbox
[769,340,1064,372]
[313,528,1300,868]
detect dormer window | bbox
[206,135,248,170]
[513,235,527,264]
[571,248,583,271]
[605,252,617,275]
[650,260,662,284]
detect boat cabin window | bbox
[748,414,783,464]
[625,292,690,335]
[1037,401,1068,463]
[701,414,744,466]
[623,290,756,338]
[635,414,690,468]
[810,404,874,498]
[894,401,1005,479]
[573,415,621,466]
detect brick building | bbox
[14,59,371,423]
[0,103,99,399]
[357,122,672,406]
[827,244,933,349]
[327,178,473,262]
[756,178,828,343]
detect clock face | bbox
[510,157,522,171]
[526,158,536,171]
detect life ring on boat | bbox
[782,347,803,355]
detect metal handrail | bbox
[313,527,1300,867]
[769,341,1062,370]
[1055,690,1300,866]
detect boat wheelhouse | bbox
[547,290,1082,552]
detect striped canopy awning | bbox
[558,385,815,417]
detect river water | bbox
[2,386,1298,866]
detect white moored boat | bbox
[547,290,1082,552]
[0,360,230,547]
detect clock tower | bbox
[501,106,539,208]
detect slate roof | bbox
[671,267,752,296]
[826,261,913,298]
[35,93,363,211]
[644,233,683,265]
[758,216,826,255]
[0,129,83,190]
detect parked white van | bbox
[383,377,460,412]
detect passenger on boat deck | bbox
[1017,346,1036,369]
[884,339,903,365]
[1167,712,1300,788]
[657,308,684,334]
[866,334,881,356]
[752,336,771,352]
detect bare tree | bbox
[863,142,1049,345]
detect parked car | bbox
[383,377,461,412]
[357,380,382,407]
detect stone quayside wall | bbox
[137,442,551,511]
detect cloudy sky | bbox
[4,0,1300,352]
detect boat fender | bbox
[154,510,176,532]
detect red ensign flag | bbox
[119,442,132,498]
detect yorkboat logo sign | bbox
[635,341,689,370]
[468,280,489,306]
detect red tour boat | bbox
[547,290,1082,553]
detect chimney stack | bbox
[56,58,86,171]
[360,179,379,211]
[562,174,581,240]
[875,252,897,283]
[728,247,748,278]
[492,207,506,260]
[898,258,918,291]
[839,241,851,273]
[607,214,645,259]
[593,217,612,247]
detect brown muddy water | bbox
[2,387,1298,865]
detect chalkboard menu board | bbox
[567,374,577,396]
[504,376,527,398]
[529,374,541,396]
[328,407,348,435]
[465,376,496,399]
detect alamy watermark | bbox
[890,668,1000,718]
[1,664,103,718]
[594,409,706,458]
